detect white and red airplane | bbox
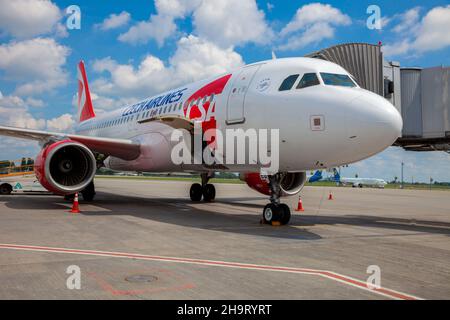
[0,57,402,225]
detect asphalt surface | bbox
[0,178,449,299]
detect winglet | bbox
[77,60,96,122]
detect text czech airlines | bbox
[121,88,187,117]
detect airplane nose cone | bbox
[347,92,403,157]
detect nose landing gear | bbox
[262,174,291,225]
[189,173,216,202]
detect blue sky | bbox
[0,0,449,182]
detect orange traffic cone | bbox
[70,193,80,214]
[295,196,304,211]
[328,191,333,200]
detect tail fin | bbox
[333,168,341,182]
[309,170,323,183]
[77,60,95,122]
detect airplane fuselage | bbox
[74,57,403,174]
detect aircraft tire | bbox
[202,184,216,202]
[262,203,282,224]
[279,203,291,225]
[81,181,96,202]
[190,183,203,201]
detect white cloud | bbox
[0,0,62,38]
[118,14,178,46]
[383,5,450,57]
[118,0,199,46]
[96,11,131,31]
[278,3,351,51]
[382,40,412,57]
[92,35,243,99]
[192,0,273,48]
[0,95,46,130]
[170,35,244,80]
[413,5,450,52]
[0,38,70,96]
[119,0,271,48]
[392,7,421,33]
[1,94,74,133]
[0,93,74,160]
[46,113,74,131]
[25,97,45,108]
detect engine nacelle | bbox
[240,172,307,197]
[34,140,96,195]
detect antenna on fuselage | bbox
[271,51,277,60]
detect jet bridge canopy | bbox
[306,43,450,153]
[306,43,384,96]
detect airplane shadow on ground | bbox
[2,193,321,241]
[4,192,450,239]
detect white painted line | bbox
[0,243,423,300]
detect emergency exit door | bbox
[226,65,261,124]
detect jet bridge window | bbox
[296,73,320,89]
[320,73,356,87]
[279,74,299,91]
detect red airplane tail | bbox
[77,60,96,123]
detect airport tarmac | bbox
[0,178,449,300]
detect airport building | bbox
[306,43,450,153]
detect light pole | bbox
[400,162,404,189]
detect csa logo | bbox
[256,78,271,92]
[183,74,232,137]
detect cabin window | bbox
[279,74,299,91]
[296,73,320,89]
[320,73,356,87]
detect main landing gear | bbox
[64,181,96,202]
[190,173,216,202]
[262,174,291,225]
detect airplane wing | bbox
[0,125,141,161]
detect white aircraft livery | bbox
[0,57,402,225]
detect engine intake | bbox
[240,172,307,196]
[34,140,96,195]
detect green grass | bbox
[95,175,244,184]
[95,175,450,190]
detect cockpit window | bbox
[296,73,320,89]
[320,73,356,87]
[279,74,299,91]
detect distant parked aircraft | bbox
[333,168,387,188]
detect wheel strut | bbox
[262,173,291,225]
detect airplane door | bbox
[226,65,261,124]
